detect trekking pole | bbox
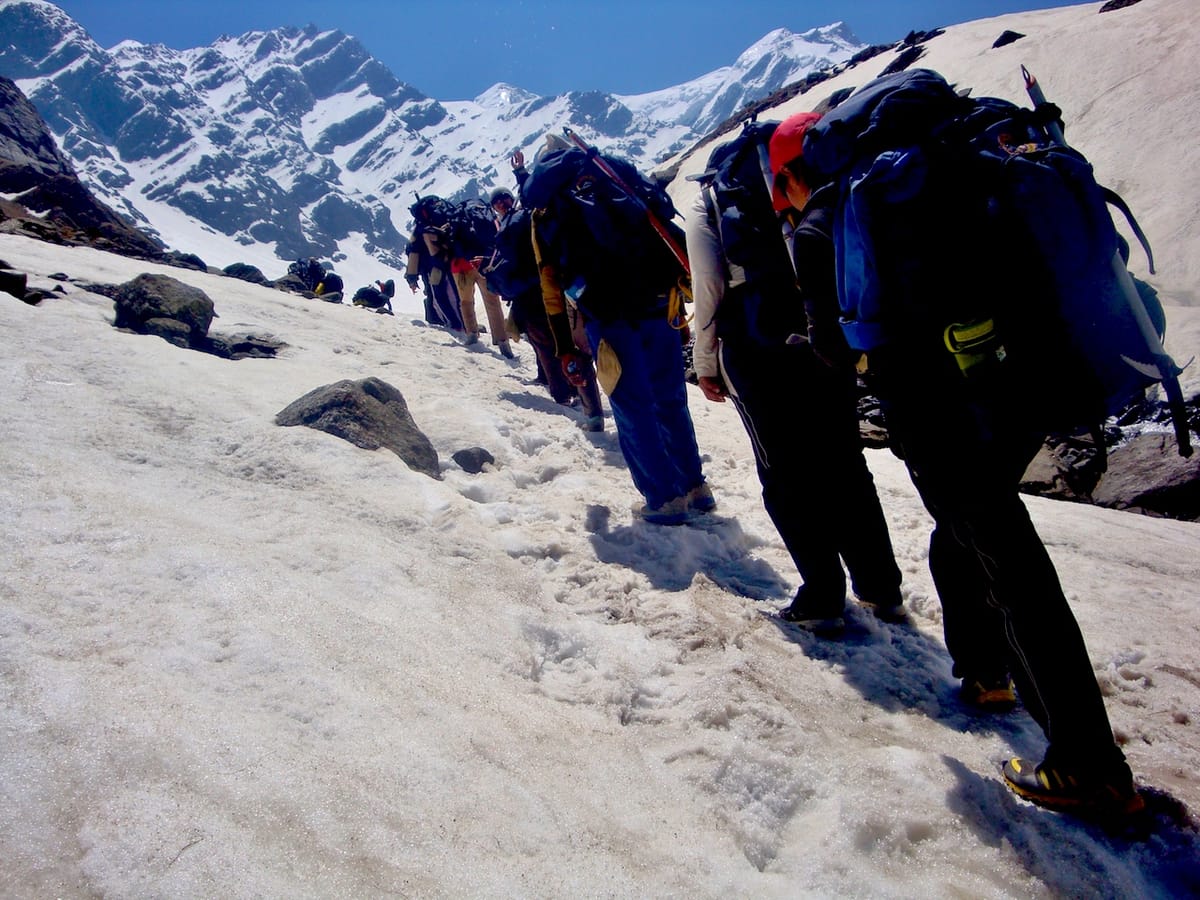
[1021,66,1193,457]
[561,126,691,277]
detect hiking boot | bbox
[686,482,716,513]
[1002,757,1145,817]
[577,415,604,433]
[779,587,845,634]
[633,495,690,526]
[499,340,516,359]
[853,590,906,623]
[959,675,1018,712]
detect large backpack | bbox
[485,208,540,300]
[801,67,1179,440]
[448,199,498,259]
[288,257,326,292]
[522,146,687,319]
[693,119,809,345]
[409,195,456,230]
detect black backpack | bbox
[448,199,498,259]
[522,147,686,316]
[692,119,809,345]
[287,257,325,291]
[409,195,455,230]
[801,67,1186,446]
[485,208,541,299]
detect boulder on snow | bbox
[275,377,440,479]
[992,30,1026,48]
[273,273,312,295]
[0,267,27,301]
[223,262,270,285]
[205,332,287,360]
[453,447,495,474]
[1019,436,1106,504]
[112,273,215,345]
[161,250,208,272]
[1091,433,1200,519]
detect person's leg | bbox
[586,318,689,509]
[472,272,509,347]
[898,386,1127,777]
[723,341,848,603]
[568,307,604,421]
[799,354,903,607]
[453,270,480,339]
[638,315,704,497]
[521,297,575,404]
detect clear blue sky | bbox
[53,0,1081,100]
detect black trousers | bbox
[722,338,902,607]
[874,351,1126,773]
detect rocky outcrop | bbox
[275,378,440,479]
[0,75,164,259]
[1092,433,1200,518]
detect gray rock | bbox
[22,287,55,305]
[0,267,26,300]
[141,316,193,348]
[222,262,269,285]
[112,273,214,341]
[204,332,286,360]
[453,447,495,474]
[1092,433,1200,519]
[274,274,311,294]
[275,377,440,479]
[992,30,1025,49]
[1019,436,1106,504]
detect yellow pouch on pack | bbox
[595,339,621,396]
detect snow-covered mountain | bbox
[0,0,861,275]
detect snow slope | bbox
[1,228,1198,896]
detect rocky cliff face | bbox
[0,74,164,258]
[0,0,861,272]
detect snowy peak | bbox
[735,23,861,68]
[475,82,540,109]
[0,1,861,276]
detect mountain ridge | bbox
[0,0,862,275]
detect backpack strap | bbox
[1100,186,1155,274]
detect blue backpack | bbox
[802,68,1186,445]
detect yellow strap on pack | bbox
[668,275,693,330]
[944,318,1005,374]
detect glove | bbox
[561,351,592,388]
[405,274,420,293]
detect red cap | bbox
[768,111,821,211]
